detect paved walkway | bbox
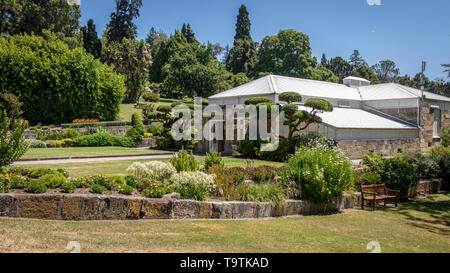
[13,154,174,165]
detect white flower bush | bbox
[143,161,177,180]
[169,171,216,200]
[127,161,176,181]
[127,162,153,179]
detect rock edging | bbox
[0,193,361,221]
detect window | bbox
[433,108,441,138]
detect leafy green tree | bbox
[181,23,198,44]
[160,43,231,98]
[255,30,338,83]
[0,93,23,123]
[106,0,143,43]
[279,92,333,139]
[145,27,168,55]
[0,110,28,167]
[208,41,224,60]
[352,65,380,84]
[81,19,102,59]
[329,56,352,83]
[226,4,257,77]
[0,32,126,124]
[372,60,400,83]
[0,0,81,38]
[150,30,187,83]
[349,49,367,69]
[320,53,328,67]
[102,38,152,103]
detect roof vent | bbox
[343,76,370,87]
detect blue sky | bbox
[79,0,450,80]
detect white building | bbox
[203,75,450,159]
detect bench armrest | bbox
[361,191,377,197]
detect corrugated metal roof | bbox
[297,106,418,129]
[209,76,274,99]
[272,75,362,101]
[209,74,450,103]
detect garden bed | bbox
[0,192,360,221]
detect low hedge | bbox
[72,132,134,147]
[61,121,131,128]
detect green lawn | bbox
[22,147,171,159]
[19,157,284,177]
[1,194,448,253]
[118,98,179,122]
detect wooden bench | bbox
[361,184,400,210]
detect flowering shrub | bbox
[283,146,354,203]
[169,171,215,201]
[247,166,284,183]
[126,161,176,181]
[73,119,99,123]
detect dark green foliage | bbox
[61,182,76,193]
[102,38,152,103]
[0,93,23,122]
[226,5,257,76]
[124,175,137,188]
[255,30,338,83]
[398,152,439,180]
[126,127,143,142]
[157,105,172,113]
[147,124,163,136]
[145,27,168,54]
[0,33,126,124]
[81,19,101,59]
[26,180,47,194]
[142,93,160,102]
[283,146,354,203]
[441,127,450,148]
[381,156,419,192]
[352,65,380,84]
[279,92,302,103]
[204,149,224,170]
[328,56,352,82]
[106,0,143,43]
[1,0,81,41]
[169,149,198,172]
[72,132,134,147]
[181,23,198,44]
[372,60,400,83]
[244,97,272,105]
[304,98,334,111]
[131,113,145,135]
[91,184,107,194]
[0,110,28,167]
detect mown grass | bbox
[0,194,448,253]
[16,157,284,177]
[22,147,171,159]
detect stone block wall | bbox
[420,107,450,152]
[338,138,420,159]
[0,193,360,221]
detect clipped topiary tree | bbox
[0,110,28,167]
[279,92,333,139]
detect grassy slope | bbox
[22,147,170,159]
[19,157,284,177]
[0,194,448,253]
[118,98,178,122]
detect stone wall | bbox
[338,138,420,159]
[420,107,450,152]
[0,193,360,221]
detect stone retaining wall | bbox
[338,138,420,159]
[0,193,361,221]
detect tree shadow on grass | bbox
[391,194,450,235]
